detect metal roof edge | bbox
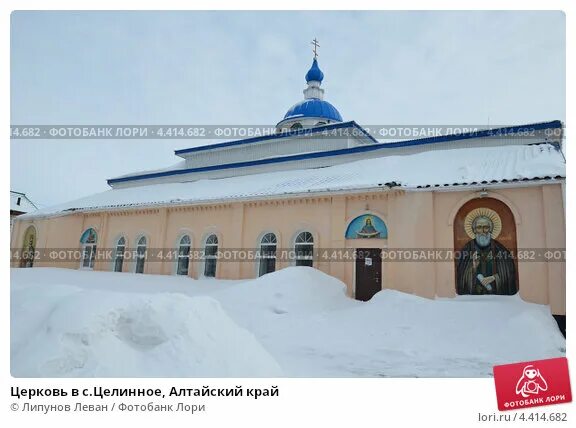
[25,177,565,221]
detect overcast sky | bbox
[11,11,565,207]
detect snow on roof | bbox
[10,191,37,213]
[20,143,565,219]
[110,159,187,180]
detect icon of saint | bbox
[457,215,517,295]
[356,216,380,238]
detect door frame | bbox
[354,247,383,301]
[349,240,387,299]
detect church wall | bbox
[240,197,333,280]
[390,191,437,299]
[342,193,389,297]
[327,196,347,287]
[541,184,566,316]
[50,214,88,269]
[163,205,238,279]
[10,214,85,269]
[99,210,163,274]
[501,187,549,306]
[432,184,565,315]
[340,191,437,299]
[495,186,560,313]
[10,218,23,265]
[11,183,565,315]
[431,193,457,300]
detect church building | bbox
[11,53,566,329]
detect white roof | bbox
[10,191,37,213]
[111,159,187,180]
[20,144,565,219]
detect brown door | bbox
[355,248,382,301]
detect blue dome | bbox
[282,98,342,122]
[305,58,324,83]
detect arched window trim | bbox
[202,233,219,278]
[113,236,126,273]
[134,235,148,274]
[294,231,314,267]
[258,232,278,277]
[205,234,218,245]
[295,231,313,243]
[80,227,98,270]
[261,232,277,245]
[176,234,192,276]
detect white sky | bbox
[10,11,565,207]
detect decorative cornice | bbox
[345,189,404,201]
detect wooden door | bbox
[355,248,382,301]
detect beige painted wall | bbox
[11,183,566,315]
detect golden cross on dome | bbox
[311,38,320,58]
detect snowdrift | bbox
[288,289,566,377]
[11,267,565,377]
[11,279,282,377]
[211,267,352,329]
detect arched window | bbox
[177,235,191,276]
[290,122,303,130]
[295,232,314,267]
[20,226,37,268]
[135,236,147,274]
[80,228,98,270]
[203,234,218,278]
[316,121,327,126]
[114,237,126,272]
[258,233,277,276]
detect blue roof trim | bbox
[174,121,370,156]
[108,120,562,185]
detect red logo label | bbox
[493,357,572,411]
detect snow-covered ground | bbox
[11,267,565,377]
